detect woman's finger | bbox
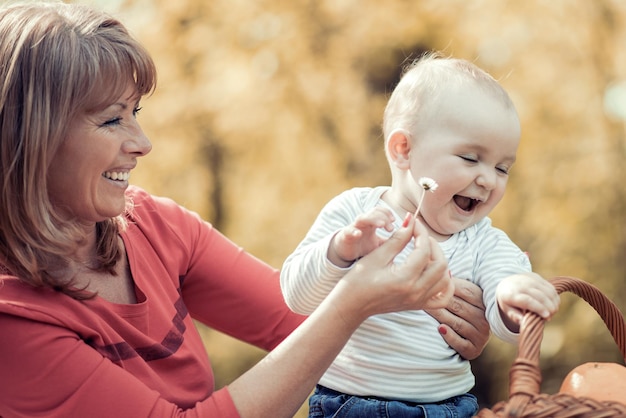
[450,278,485,311]
[359,213,418,268]
[425,278,490,360]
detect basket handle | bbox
[503,276,626,416]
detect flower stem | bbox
[414,192,425,219]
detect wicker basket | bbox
[476,276,626,417]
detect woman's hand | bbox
[426,278,490,360]
[337,214,453,321]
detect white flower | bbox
[415,177,438,218]
[419,177,439,192]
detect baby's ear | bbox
[387,130,411,169]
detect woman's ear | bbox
[387,130,411,169]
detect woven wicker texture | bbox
[476,276,626,417]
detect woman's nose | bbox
[122,123,152,156]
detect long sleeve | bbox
[280,188,381,314]
[472,221,531,344]
[131,191,306,351]
[443,217,532,345]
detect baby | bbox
[280,52,559,417]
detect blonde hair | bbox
[382,51,516,143]
[0,1,156,298]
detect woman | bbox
[0,2,489,417]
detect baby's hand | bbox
[328,207,395,267]
[496,272,560,332]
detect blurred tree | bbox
[91,0,626,413]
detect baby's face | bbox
[408,84,520,238]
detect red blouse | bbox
[0,187,305,417]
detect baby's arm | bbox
[327,207,395,268]
[496,272,560,333]
[281,189,395,314]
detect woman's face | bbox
[47,85,152,223]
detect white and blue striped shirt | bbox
[280,186,530,403]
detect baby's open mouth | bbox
[453,195,480,212]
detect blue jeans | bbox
[309,385,478,418]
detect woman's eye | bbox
[101,107,141,126]
[102,117,122,127]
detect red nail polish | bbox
[402,213,411,228]
[438,325,447,335]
